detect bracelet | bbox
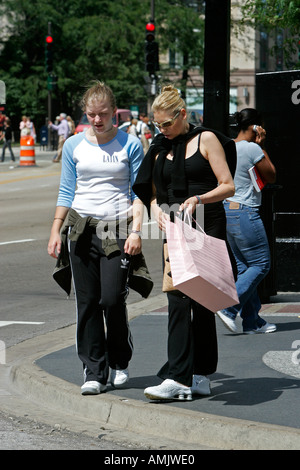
[194,195,202,205]
[54,217,65,221]
[130,230,142,237]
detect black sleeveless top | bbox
[162,135,226,237]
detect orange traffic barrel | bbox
[20,136,36,166]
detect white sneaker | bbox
[191,375,211,396]
[110,368,129,388]
[244,322,277,334]
[144,379,192,401]
[81,381,106,395]
[216,310,237,333]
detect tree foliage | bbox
[0,0,205,131]
[0,0,150,125]
[241,0,300,64]
[242,0,300,32]
[157,0,205,67]
[1,0,298,133]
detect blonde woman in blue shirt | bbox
[48,81,144,395]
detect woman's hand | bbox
[179,196,198,214]
[47,210,68,259]
[150,196,171,233]
[124,232,142,255]
[47,232,62,259]
[155,210,170,232]
[254,125,266,146]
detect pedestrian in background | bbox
[217,108,277,334]
[26,116,36,142]
[47,81,144,396]
[19,115,30,136]
[0,110,6,134]
[140,126,150,154]
[49,113,69,162]
[128,118,138,137]
[136,113,146,136]
[133,84,236,401]
[1,117,15,162]
[67,115,75,136]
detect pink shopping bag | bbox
[165,215,239,312]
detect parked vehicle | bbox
[112,109,132,127]
[74,114,90,134]
[74,109,132,134]
[118,121,131,133]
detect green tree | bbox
[241,0,300,66]
[0,0,206,133]
[156,0,205,97]
[0,0,150,128]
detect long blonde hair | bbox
[152,85,186,115]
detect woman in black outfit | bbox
[133,85,236,401]
[1,118,15,162]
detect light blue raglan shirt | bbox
[227,140,265,207]
[57,129,144,220]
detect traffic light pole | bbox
[203,0,231,135]
[47,90,52,150]
[47,21,52,150]
[145,0,159,108]
[150,0,157,99]
[151,0,154,21]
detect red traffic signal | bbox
[146,22,155,41]
[146,22,155,32]
[45,35,54,72]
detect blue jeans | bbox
[1,139,15,161]
[222,202,270,331]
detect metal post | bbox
[147,0,157,109]
[47,21,52,150]
[151,0,154,22]
[203,0,231,134]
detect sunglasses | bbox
[153,111,180,129]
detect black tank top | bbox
[162,135,226,237]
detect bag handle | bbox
[176,210,205,234]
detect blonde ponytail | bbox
[152,84,186,114]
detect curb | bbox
[11,357,300,450]
[5,295,300,450]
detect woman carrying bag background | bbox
[133,85,236,401]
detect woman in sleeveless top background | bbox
[133,85,236,401]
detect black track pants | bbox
[157,293,218,386]
[69,229,133,384]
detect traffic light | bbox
[145,22,159,75]
[45,35,53,73]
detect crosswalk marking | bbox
[0,239,36,246]
[0,321,44,328]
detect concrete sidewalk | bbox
[7,293,300,450]
[2,151,299,449]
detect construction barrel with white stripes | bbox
[19,136,36,166]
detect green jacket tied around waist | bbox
[52,208,153,298]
